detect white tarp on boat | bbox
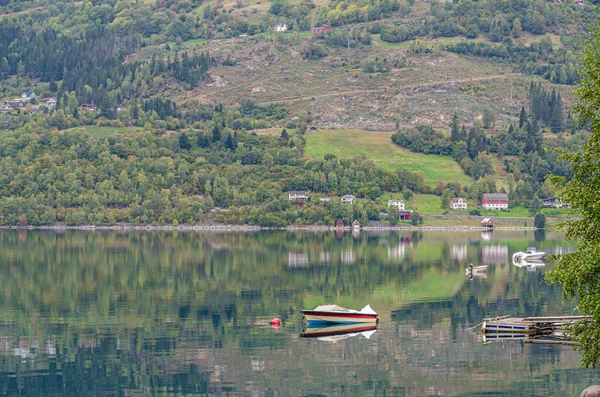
[312,304,376,314]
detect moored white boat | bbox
[513,247,546,262]
[301,304,378,323]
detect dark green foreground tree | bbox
[547,19,600,368]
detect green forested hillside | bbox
[0,0,594,225]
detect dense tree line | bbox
[390,98,586,209]
[317,0,403,27]
[529,82,565,132]
[445,39,579,85]
[0,101,431,226]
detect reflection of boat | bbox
[513,247,546,262]
[465,264,488,279]
[301,322,378,341]
[513,258,545,271]
[301,304,378,323]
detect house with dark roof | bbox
[341,194,356,204]
[80,104,98,111]
[310,24,331,33]
[0,104,14,113]
[288,191,308,201]
[482,193,508,210]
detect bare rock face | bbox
[581,385,600,397]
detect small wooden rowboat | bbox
[301,304,378,323]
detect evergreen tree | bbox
[550,91,565,133]
[450,113,460,142]
[179,133,192,150]
[198,133,211,148]
[512,18,522,38]
[225,133,236,150]
[212,124,222,142]
[460,125,468,141]
[519,105,527,128]
[489,18,504,42]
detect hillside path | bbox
[254,73,519,105]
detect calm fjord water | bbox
[0,229,598,396]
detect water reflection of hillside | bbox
[0,230,590,396]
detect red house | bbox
[399,211,412,222]
[481,218,495,229]
[335,220,345,228]
[482,193,508,210]
[80,104,98,111]
[311,24,331,33]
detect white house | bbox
[341,195,356,204]
[46,97,57,107]
[450,197,467,210]
[21,91,37,101]
[319,196,331,202]
[275,23,288,32]
[388,199,405,211]
[288,191,308,201]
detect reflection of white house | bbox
[341,251,354,264]
[451,245,467,261]
[388,243,412,260]
[482,245,508,264]
[553,246,575,255]
[289,252,309,267]
[289,190,308,201]
[319,252,331,263]
[275,23,288,32]
[450,197,467,210]
[341,195,356,204]
[388,199,405,211]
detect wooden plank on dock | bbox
[482,315,588,334]
[523,316,591,322]
[483,318,541,334]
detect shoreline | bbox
[0,224,540,231]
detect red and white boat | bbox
[301,322,378,341]
[301,304,378,323]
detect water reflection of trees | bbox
[0,230,585,396]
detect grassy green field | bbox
[63,126,144,136]
[380,193,573,218]
[304,129,474,187]
[180,38,211,47]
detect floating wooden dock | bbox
[482,315,590,334]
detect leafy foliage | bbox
[547,19,600,369]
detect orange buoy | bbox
[270,318,281,328]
